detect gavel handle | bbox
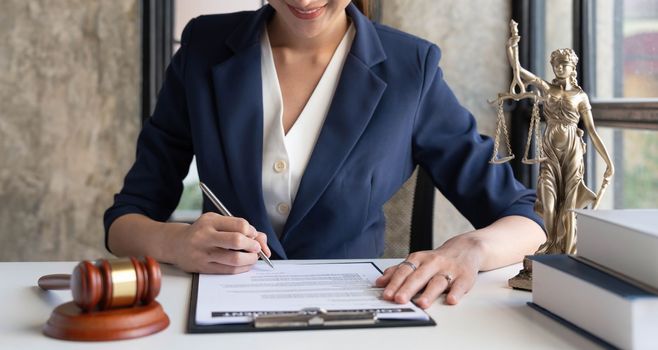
[38,274,72,290]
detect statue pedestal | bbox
[508,256,533,291]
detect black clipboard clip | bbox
[254,307,377,329]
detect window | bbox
[513,0,658,209]
[588,0,658,208]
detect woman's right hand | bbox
[168,212,271,274]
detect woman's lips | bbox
[287,4,326,20]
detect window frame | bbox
[590,100,658,130]
[141,0,174,124]
[509,0,546,188]
[577,0,658,131]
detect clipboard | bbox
[187,262,436,333]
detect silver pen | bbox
[199,182,274,269]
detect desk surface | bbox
[0,260,602,349]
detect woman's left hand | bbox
[375,235,485,309]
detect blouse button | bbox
[273,160,287,173]
[277,202,290,215]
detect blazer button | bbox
[277,202,290,215]
[273,160,287,173]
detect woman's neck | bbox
[267,12,349,54]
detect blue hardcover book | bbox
[530,255,658,350]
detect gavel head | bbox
[71,256,161,312]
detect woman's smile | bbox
[287,3,327,20]
[267,0,350,43]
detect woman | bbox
[507,37,614,255]
[105,0,545,309]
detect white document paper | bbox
[195,262,430,325]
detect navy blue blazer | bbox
[104,4,543,260]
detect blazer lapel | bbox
[281,4,388,239]
[210,5,287,259]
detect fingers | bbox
[254,232,271,257]
[393,265,438,304]
[209,231,261,252]
[382,264,452,307]
[375,266,396,287]
[202,213,257,238]
[381,258,420,302]
[378,249,479,308]
[445,277,471,305]
[206,248,259,268]
[197,213,262,252]
[415,275,450,309]
[175,213,273,274]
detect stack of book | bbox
[529,209,658,350]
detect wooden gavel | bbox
[38,256,161,312]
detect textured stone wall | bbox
[0,0,140,261]
[381,0,511,254]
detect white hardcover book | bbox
[531,255,658,350]
[576,209,658,290]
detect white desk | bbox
[0,260,602,349]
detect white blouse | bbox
[260,24,356,236]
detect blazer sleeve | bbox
[411,44,544,231]
[103,19,197,252]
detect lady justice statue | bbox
[491,21,614,290]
